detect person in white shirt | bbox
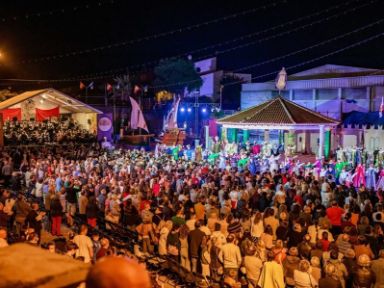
[218,234,242,275]
[73,225,94,263]
[251,212,264,238]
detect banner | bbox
[97,113,113,141]
[1,108,21,121]
[35,107,59,122]
[208,119,218,137]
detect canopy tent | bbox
[0,88,102,130]
[0,243,90,288]
[217,96,339,158]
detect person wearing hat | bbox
[326,249,348,288]
[283,247,301,287]
[371,249,384,288]
[352,254,376,288]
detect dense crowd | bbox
[3,120,96,145]
[0,142,384,288]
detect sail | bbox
[129,96,149,132]
[166,96,180,130]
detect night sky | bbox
[0,0,383,89]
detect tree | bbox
[154,58,203,96]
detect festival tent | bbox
[0,88,102,131]
[0,243,90,288]
[217,96,339,158]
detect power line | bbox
[21,0,288,64]
[0,0,117,23]
[42,0,379,80]
[232,18,384,73]
[1,30,383,87]
[224,32,384,87]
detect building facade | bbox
[241,64,384,154]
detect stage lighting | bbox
[187,107,192,112]
[180,107,185,112]
[202,108,207,113]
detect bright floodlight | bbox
[202,108,207,113]
[187,107,192,112]
[180,107,185,112]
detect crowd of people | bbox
[0,140,384,287]
[3,119,96,145]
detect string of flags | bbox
[80,81,143,95]
[21,0,287,64]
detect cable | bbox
[21,0,288,63]
[0,0,117,23]
[28,0,377,79]
[231,18,384,73]
[2,31,383,86]
[223,32,384,87]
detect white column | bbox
[338,88,342,120]
[319,125,324,159]
[205,125,209,150]
[312,89,317,111]
[289,89,293,101]
[264,130,270,142]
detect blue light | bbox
[180,107,185,112]
[202,108,207,113]
[187,107,192,112]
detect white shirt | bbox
[73,234,93,263]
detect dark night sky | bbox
[0,0,383,89]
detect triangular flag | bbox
[379,96,384,118]
[80,81,86,90]
[87,82,94,90]
[106,83,113,92]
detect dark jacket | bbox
[86,202,98,219]
[319,277,342,288]
[188,228,205,258]
[352,267,376,288]
[50,198,63,217]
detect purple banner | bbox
[97,113,113,141]
[209,119,218,137]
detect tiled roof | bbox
[218,96,338,125]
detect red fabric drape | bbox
[1,108,21,121]
[35,107,59,122]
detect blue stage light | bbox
[187,107,192,112]
[180,107,185,112]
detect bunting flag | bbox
[379,96,384,118]
[106,83,113,92]
[80,81,86,90]
[129,97,149,132]
[87,82,94,90]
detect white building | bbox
[241,64,384,153]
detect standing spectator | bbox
[0,228,8,248]
[50,194,63,236]
[319,263,342,288]
[73,224,94,263]
[219,234,242,277]
[371,250,384,288]
[243,242,263,287]
[78,190,88,224]
[326,201,344,237]
[294,259,318,288]
[25,202,45,242]
[352,254,376,288]
[188,220,205,274]
[86,196,98,228]
[258,251,285,288]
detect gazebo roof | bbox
[218,96,338,130]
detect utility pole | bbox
[194,89,199,138]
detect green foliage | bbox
[154,58,203,95]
